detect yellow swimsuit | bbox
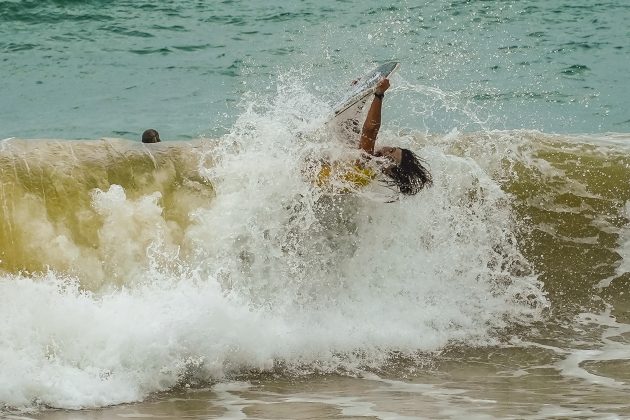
[315,162,376,191]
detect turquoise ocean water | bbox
[2,0,628,140]
[2,1,630,418]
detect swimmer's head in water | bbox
[376,147,432,195]
[142,129,161,143]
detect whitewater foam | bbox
[0,78,548,411]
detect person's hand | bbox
[375,78,390,95]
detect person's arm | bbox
[359,78,390,155]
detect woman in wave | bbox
[316,79,432,195]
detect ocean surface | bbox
[1,0,629,419]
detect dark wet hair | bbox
[142,129,161,143]
[385,148,432,195]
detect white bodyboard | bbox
[328,61,399,143]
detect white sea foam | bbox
[597,201,630,289]
[0,78,547,411]
[557,311,630,388]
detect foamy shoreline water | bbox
[19,324,630,419]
